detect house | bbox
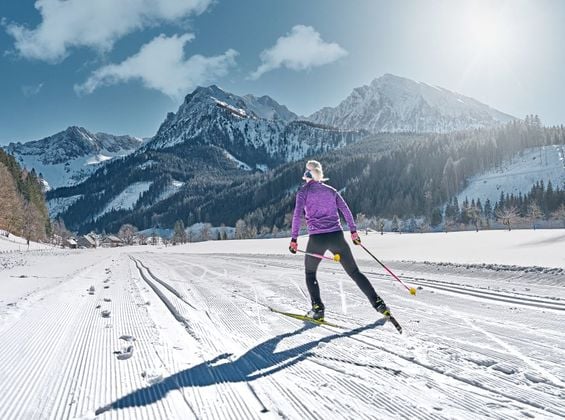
[101,235,123,248]
[77,235,97,248]
[64,238,78,249]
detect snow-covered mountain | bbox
[4,126,144,189]
[457,144,565,205]
[47,86,367,229]
[309,74,515,133]
[147,85,364,168]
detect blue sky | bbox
[1,0,564,144]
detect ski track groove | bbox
[0,263,101,419]
[223,254,565,312]
[132,257,261,420]
[182,254,565,419]
[2,250,562,419]
[145,256,405,420]
[151,255,483,420]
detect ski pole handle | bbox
[297,249,341,262]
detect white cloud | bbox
[21,82,44,97]
[4,0,212,63]
[74,34,238,99]
[250,25,347,80]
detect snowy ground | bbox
[0,230,563,419]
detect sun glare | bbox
[464,5,512,56]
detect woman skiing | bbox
[289,160,390,321]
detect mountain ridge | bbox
[309,73,515,133]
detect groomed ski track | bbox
[0,246,564,419]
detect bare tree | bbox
[527,203,544,230]
[466,206,481,232]
[551,204,565,227]
[118,224,138,245]
[52,218,71,246]
[235,219,247,239]
[22,201,41,244]
[378,218,385,235]
[356,213,368,233]
[495,206,520,231]
[200,223,212,241]
[0,163,24,236]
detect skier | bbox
[289,160,389,321]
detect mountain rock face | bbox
[5,127,143,189]
[46,86,366,230]
[146,85,364,168]
[309,74,515,133]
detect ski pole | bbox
[297,249,341,262]
[359,244,416,295]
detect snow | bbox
[48,194,83,218]
[223,150,252,171]
[151,179,184,204]
[95,182,152,220]
[458,145,565,205]
[309,74,515,133]
[86,154,113,165]
[0,229,563,419]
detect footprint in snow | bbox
[119,335,136,342]
[114,345,134,360]
[101,310,111,318]
[141,369,164,385]
[103,298,111,302]
[114,336,135,360]
[87,286,95,295]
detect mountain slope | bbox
[4,126,144,189]
[309,74,515,133]
[146,85,364,168]
[46,86,367,231]
[457,144,565,205]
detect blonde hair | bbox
[304,160,328,182]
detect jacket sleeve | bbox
[291,188,306,240]
[336,192,357,232]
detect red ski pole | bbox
[360,244,416,295]
[297,249,341,262]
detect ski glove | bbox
[289,239,298,254]
[351,231,361,245]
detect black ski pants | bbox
[305,230,380,308]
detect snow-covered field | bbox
[0,230,563,419]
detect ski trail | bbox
[191,253,565,418]
[462,317,565,388]
[339,277,347,315]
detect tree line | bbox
[0,148,50,241]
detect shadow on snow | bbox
[96,319,386,415]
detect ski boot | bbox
[307,303,325,321]
[374,297,390,317]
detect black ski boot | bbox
[373,297,390,316]
[307,303,325,321]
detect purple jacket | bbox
[291,181,357,239]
